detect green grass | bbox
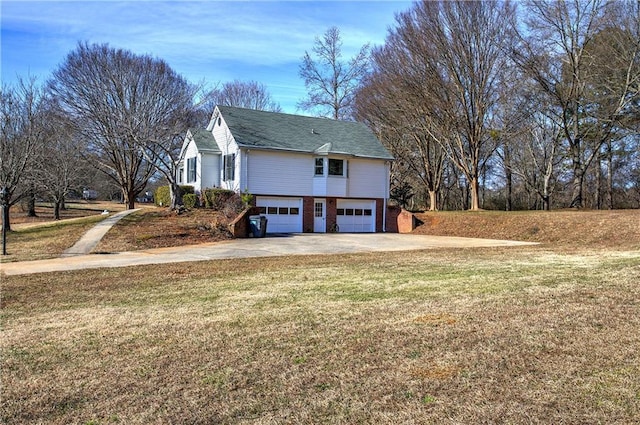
[2,246,640,424]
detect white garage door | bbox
[336,199,375,233]
[256,197,303,233]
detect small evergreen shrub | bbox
[183,193,198,209]
[200,188,235,210]
[154,186,170,207]
[154,185,195,207]
[241,189,254,206]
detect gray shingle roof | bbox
[189,128,220,153]
[217,106,393,160]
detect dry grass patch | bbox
[2,201,135,262]
[3,247,640,424]
[1,215,107,263]
[95,208,233,252]
[413,209,640,249]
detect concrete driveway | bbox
[0,233,537,276]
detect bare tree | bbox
[298,26,370,120]
[207,80,281,112]
[584,5,640,209]
[139,106,202,210]
[48,42,198,209]
[0,78,44,242]
[511,107,565,211]
[375,1,516,211]
[355,62,446,211]
[37,102,88,219]
[513,0,640,208]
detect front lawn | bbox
[3,246,639,424]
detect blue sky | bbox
[1,0,412,113]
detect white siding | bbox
[179,138,221,193]
[326,176,347,197]
[313,175,326,196]
[346,159,388,198]
[206,106,391,202]
[212,117,241,191]
[313,158,388,198]
[247,150,313,196]
[200,152,220,189]
[183,139,200,191]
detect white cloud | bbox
[1,0,411,112]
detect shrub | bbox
[154,186,170,207]
[183,193,198,209]
[201,188,235,210]
[221,193,247,218]
[241,189,254,206]
[154,185,195,207]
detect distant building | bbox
[82,189,98,200]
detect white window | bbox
[223,153,235,181]
[187,158,196,183]
[314,158,324,176]
[178,167,184,184]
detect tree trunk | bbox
[469,177,481,211]
[595,157,602,210]
[53,200,61,220]
[606,141,613,210]
[26,189,37,217]
[503,145,513,211]
[428,190,437,211]
[569,163,585,209]
[542,173,552,211]
[2,202,11,232]
[124,188,136,210]
[170,183,184,210]
[505,169,512,211]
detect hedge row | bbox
[154,185,195,207]
[201,188,236,209]
[154,186,248,212]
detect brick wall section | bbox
[375,199,385,232]
[302,196,314,233]
[386,205,400,233]
[385,206,417,233]
[228,206,260,238]
[397,209,417,233]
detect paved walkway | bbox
[1,232,537,276]
[61,209,140,256]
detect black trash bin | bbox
[249,215,268,237]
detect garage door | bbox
[256,197,303,233]
[336,199,375,233]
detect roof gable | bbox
[188,128,220,153]
[215,106,393,160]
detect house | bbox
[177,105,393,233]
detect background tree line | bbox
[355,0,640,211]
[0,45,285,228]
[2,0,639,238]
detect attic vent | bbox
[311,128,316,134]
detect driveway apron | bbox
[1,233,537,276]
